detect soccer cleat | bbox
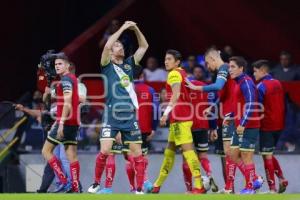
[135,190,144,195]
[65,188,80,193]
[130,189,136,193]
[87,182,101,193]
[188,187,206,194]
[278,179,288,193]
[54,182,72,193]
[53,184,66,193]
[151,186,161,194]
[253,176,264,191]
[97,187,113,194]
[209,176,219,192]
[217,188,233,194]
[143,180,153,193]
[240,188,256,194]
[201,176,211,191]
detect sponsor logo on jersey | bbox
[120,75,130,87]
[124,64,132,71]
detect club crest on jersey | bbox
[120,75,130,87]
[124,64,132,71]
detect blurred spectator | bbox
[184,55,197,75]
[271,51,300,81]
[224,45,234,57]
[31,90,44,110]
[270,51,300,151]
[143,57,167,81]
[221,45,234,62]
[189,66,206,82]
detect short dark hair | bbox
[280,50,291,59]
[55,52,70,63]
[252,59,270,72]
[229,56,248,68]
[192,65,204,73]
[166,49,182,62]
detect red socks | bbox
[182,160,192,191]
[200,157,212,177]
[272,156,284,179]
[236,160,245,176]
[105,155,116,188]
[70,161,80,192]
[244,163,256,189]
[126,155,136,190]
[48,156,67,184]
[225,155,236,190]
[263,158,276,190]
[134,155,145,192]
[94,152,108,184]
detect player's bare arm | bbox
[130,24,149,65]
[160,83,181,126]
[15,104,42,120]
[57,90,72,139]
[101,21,136,66]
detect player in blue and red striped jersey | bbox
[253,60,288,193]
[182,79,219,192]
[228,56,263,194]
[41,54,80,193]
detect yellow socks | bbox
[183,150,203,189]
[154,148,175,187]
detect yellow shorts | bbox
[168,121,193,146]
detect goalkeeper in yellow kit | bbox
[151,49,205,194]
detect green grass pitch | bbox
[1,194,300,200]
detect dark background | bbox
[1,0,300,101]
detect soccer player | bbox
[152,49,205,194]
[88,21,148,194]
[186,48,239,193]
[228,56,263,194]
[41,54,80,193]
[124,68,158,193]
[98,68,158,194]
[182,79,219,192]
[253,60,288,193]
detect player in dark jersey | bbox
[98,68,157,194]
[124,68,158,193]
[41,54,80,193]
[229,56,263,194]
[88,21,148,194]
[253,60,288,193]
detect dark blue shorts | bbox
[47,123,79,145]
[231,128,259,151]
[259,130,281,155]
[100,111,142,144]
[222,120,235,141]
[192,129,209,152]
